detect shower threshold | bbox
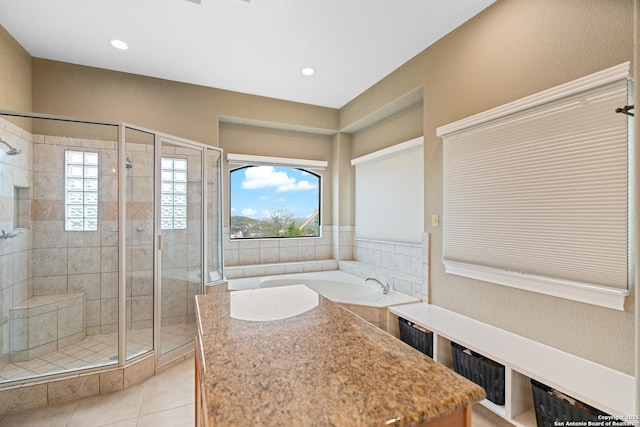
[0,323,195,384]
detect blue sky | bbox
[230,166,320,219]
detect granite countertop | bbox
[195,285,485,426]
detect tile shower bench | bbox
[9,293,86,362]
[388,303,635,426]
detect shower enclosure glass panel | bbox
[158,138,202,357]
[206,148,223,284]
[0,114,120,383]
[124,127,155,360]
[0,112,223,387]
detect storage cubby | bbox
[14,186,30,229]
[398,316,433,357]
[451,341,505,405]
[387,304,634,427]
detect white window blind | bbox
[437,63,630,310]
[352,137,424,244]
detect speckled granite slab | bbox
[195,285,485,426]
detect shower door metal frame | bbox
[154,134,203,362]
[119,123,224,366]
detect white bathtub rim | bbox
[227,270,419,307]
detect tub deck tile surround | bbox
[195,286,485,426]
[224,259,339,279]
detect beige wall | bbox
[331,132,354,227]
[219,122,334,225]
[0,26,32,130]
[31,59,338,147]
[344,0,635,374]
[0,0,636,373]
[351,101,423,158]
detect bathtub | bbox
[227,270,418,308]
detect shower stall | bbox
[0,111,223,386]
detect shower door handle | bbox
[158,235,163,250]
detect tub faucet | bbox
[365,277,390,294]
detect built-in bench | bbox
[9,293,86,362]
[387,303,634,426]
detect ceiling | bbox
[0,0,494,109]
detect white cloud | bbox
[231,207,236,213]
[242,166,317,192]
[276,180,315,192]
[242,208,257,216]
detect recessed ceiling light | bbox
[301,67,315,76]
[109,39,129,50]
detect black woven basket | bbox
[451,341,505,405]
[398,317,433,358]
[530,379,628,427]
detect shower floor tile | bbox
[0,323,195,384]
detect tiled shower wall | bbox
[0,118,33,370]
[32,133,119,335]
[124,143,202,330]
[158,145,202,327]
[124,143,154,332]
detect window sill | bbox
[443,260,629,311]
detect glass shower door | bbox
[124,127,155,360]
[158,138,203,357]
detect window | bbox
[65,150,99,231]
[352,137,424,244]
[437,63,631,310]
[161,157,188,230]
[229,165,321,239]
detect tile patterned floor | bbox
[0,323,195,384]
[0,357,195,427]
[0,318,509,426]
[0,356,509,427]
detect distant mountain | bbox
[230,216,308,228]
[230,215,313,238]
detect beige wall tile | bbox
[123,355,155,389]
[100,246,118,273]
[68,273,100,300]
[33,248,67,277]
[33,144,63,173]
[33,275,67,295]
[100,298,118,326]
[57,303,85,339]
[32,171,63,200]
[67,230,101,248]
[48,373,100,405]
[99,368,124,394]
[32,220,67,249]
[161,292,187,318]
[28,311,57,348]
[131,295,153,322]
[0,383,48,415]
[68,247,101,275]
